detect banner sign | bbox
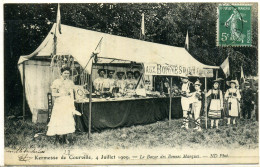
[144,64,213,78]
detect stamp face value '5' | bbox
[217,4,252,47]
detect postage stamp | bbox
[217,4,252,47]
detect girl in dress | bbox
[224,80,241,125]
[47,67,81,144]
[206,78,223,129]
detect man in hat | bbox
[125,71,135,90]
[103,70,116,93]
[242,81,254,119]
[191,80,203,131]
[93,69,106,93]
[180,73,193,129]
[115,71,126,93]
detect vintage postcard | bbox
[3,2,259,165]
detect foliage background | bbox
[4,3,258,116]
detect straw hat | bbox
[213,78,223,83]
[107,70,115,74]
[116,71,125,76]
[134,71,141,76]
[126,71,134,75]
[97,69,106,74]
[180,73,188,79]
[226,80,239,87]
[244,81,250,86]
[194,80,202,86]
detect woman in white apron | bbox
[224,80,241,125]
[47,67,81,144]
[206,78,223,129]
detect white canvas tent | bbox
[18,23,219,115]
[18,23,218,70]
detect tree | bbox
[4,3,258,115]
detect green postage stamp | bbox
[217,4,252,47]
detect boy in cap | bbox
[191,80,203,131]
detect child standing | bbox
[206,78,223,129]
[191,80,203,131]
[180,74,193,129]
[224,80,241,125]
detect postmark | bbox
[217,4,252,47]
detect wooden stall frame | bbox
[23,62,26,121]
[169,77,172,126]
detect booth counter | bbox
[75,96,182,132]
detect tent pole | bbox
[88,59,93,139]
[23,62,26,121]
[216,70,218,80]
[204,77,208,129]
[169,77,172,126]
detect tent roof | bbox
[18,23,219,71]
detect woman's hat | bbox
[226,80,239,87]
[98,69,106,74]
[213,78,223,83]
[194,80,202,86]
[126,71,134,75]
[244,81,250,86]
[134,71,141,76]
[116,71,125,76]
[107,70,115,74]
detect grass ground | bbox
[4,117,258,150]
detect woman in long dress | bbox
[206,79,223,129]
[224,80,241,125]
[47,67,81,144]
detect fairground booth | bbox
[18,23,219,133]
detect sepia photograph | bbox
[3,2,259,165]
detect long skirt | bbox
[227,98,240,117]
[46,96,77,136]
[208,99,222,119]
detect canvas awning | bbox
[18,23,219,77]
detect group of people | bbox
[46,66,256,144]
[93,69,143,95]
[180,73,254,131]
